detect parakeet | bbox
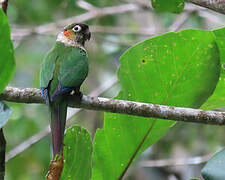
[40,23,91,159]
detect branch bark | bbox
[187,0,225,14]
[140,153,213,167]
[1,86,225,125]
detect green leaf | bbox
[202,27,225,110]
[0,102,12,128]
[61,126,93,180]
[92,29,220,180]
[0,10,15,93]
[201,149,225,180]
[151,0,185,13]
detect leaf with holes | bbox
[201,149,225,180]
[0,102,12,128]
[202,27,225,110]
[61,126,92,180]
[0,10,15,93]
[92,29,220,180]
[151,0,185,13]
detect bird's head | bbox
[58,23,91,46]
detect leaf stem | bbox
[118,119,156,179]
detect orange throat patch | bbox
[63,30,73,39]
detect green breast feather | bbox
[40,42,88,91]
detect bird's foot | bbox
[69,90,83,104]
[77,91,83,100]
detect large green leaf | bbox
[92,29,220,180]
[0,102,12,129]
[61,126,92,180]
[202,27,225,110]
[0,10,15,93]
[201,149,225,180]
[151,0,185,13]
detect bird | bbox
[40,23,90,161]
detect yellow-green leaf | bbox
[0,10,15,93]
[202,27,225,110]
[151,0,185,13]
[62,126,92,180]
[93,29,220,180]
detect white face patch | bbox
[72,25,82,32]
[56,32,87,53]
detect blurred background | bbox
[3,0,225,179]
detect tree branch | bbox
[187,0,225,14]
[1,86,225,125]
[140,153,213,167]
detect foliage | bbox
[202,27,225,109]
[93,29,220,179]
[1,1,225,180]
[0,10,15,94]
[62,126,92,180]
[0,9,15,180]
[151,0,185,13]
[202,149,225,180]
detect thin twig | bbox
[10,3,141,39]
[90,25,155,35]
[140,153,213,167]
[198,10,225,26]
[187,0,225,14]
[5,126,49,162]
[11,25,156,40]
[1,86,225,125]
[11,5,224,41]
[76,0,98,11]
[167,11,195,32]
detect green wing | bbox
[58,47,88,88]
[40,45,58,88]
[40,42,88,93]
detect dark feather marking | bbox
[50,83,74,102]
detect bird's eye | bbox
[72,25,82,32]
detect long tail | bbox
[50,98,67,158]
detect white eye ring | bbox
[72,25,82,32]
